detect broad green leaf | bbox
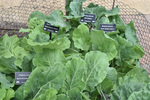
[28,29,45,40]
[107,31,120,37]
[105,6,120,16]
[126,67,150,83]
[99,67,117,94]
[34,88,57,100]
[86,3,98,8]
[116,60,137,73]
[117,76,146,89]
[111,82,145,100]
[0,72,14,89]
[95,17,110,30]
[27,36,71,53]
[65,58,86,91]
[27,38,49,53]
[109,14,124,24]
[81,92,90,100]
[107,67,117,83]
[28,10,48,21]
[133,45,145,58]
[23,64,66,99]
[97,85,110,100]
[19,28,31,33]
[14,85,24,100]
[125,20,138,45]
[33,33,49,43]
[53,31,70,39]
[20,37,33,52]
[4,88,15,100]
[45,88,57,100]
[73,24,91,51]
[33,49,67,68]
[115,36,144,69]
[65,0,73,14]
[70,1,84,18]
[57,94,70,100]
[100,78,113,94]
[65,52,82,60]
[67,88,83,100]
[84,6,106,19]
[64,47,81,60]
[109,15,126,31]
[116,36,144,65]
[47,10,71,31]
[90,89,100,100]
[33,22,49,34]
[0,57,19,74]
[91,30,118,60]
[98,16,110,24]
[28,17,44,29]
[84,51,109,90]
[114,74,150,97]
[0,88,6,100]
[0,34,30,67]
[21,56,33,72]
[128,91,150,100]
[66,0,85,15]
[143,82,150,92]
[117,24,127,32]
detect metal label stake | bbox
[43,22,59,40]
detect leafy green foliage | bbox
[67,88,83,100]
[73,24,91,51]
[3,89,15,100]
[105,6,120,16]
[28,10,48,22]
[0,88,6,100]
[0,88,14,100]
[128,90,150,100]
[115,36,144,71]
[125,20,138,45]
[106,67,117,84]
[91,30,118,60]
[28,17,44,29]
[0,0,150,100]
[70,1,84,18]
[84,51,109,90]
[126,67,150,83]
[23,64,66,99]
[47,10,71,31]
[33,49,67,67]
[57,94,69,100]
[65,58,86,91]
[0,72,14,89]
[111,82,145,100]
[0,34,30,67]
[0,57,19,74]
[26,32,71,53]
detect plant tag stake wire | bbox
[43,22,59,40]
[99,24,116,33]
[15,72,31,85]
[80,13,96,23]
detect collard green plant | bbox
[0,0,150,100]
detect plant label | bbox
[80,13,96,23]
[99,24,116,33]
[15,72,31,85]
[43,22,59,33]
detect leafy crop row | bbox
[0,0,150,100]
